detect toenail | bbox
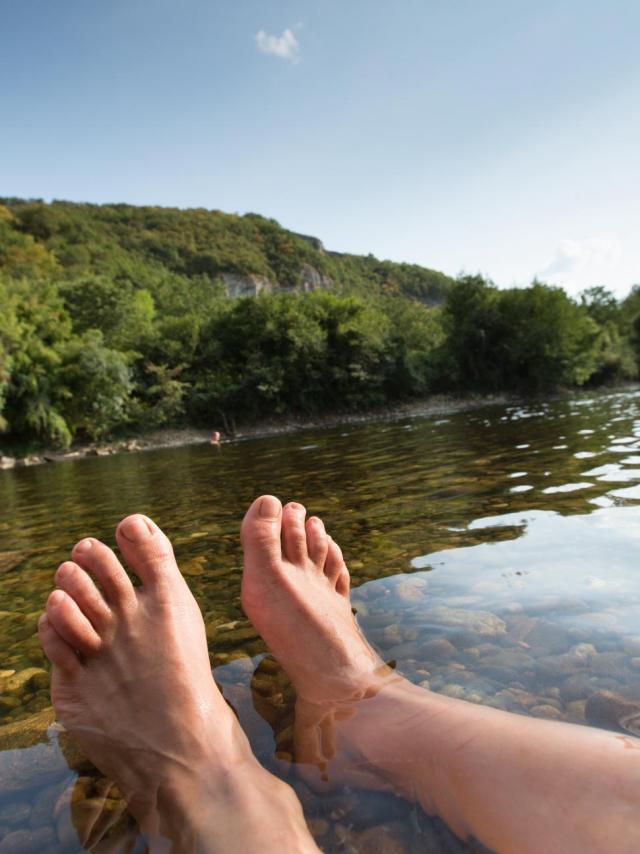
[119,515,154,542]
[49,590,65,607]
[57,562,73,580]
[287,502,304,512]
[259,496,282,519]
[75,538,93,554]
[310,517,324,528]
[38,614,50,630]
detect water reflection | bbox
[2,388,640,851]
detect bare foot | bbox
[39,513,319,853]
[241,496,388,706]
[241,496,401,781]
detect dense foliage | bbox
[0,199,638,450]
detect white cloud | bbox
[535,235,626,296]
[255,28,300,63]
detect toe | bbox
[55,562,112,632]
[38,614,81,674]
[240,495,283,569]
[335,568,350,598]
[282,502,308,565]
[306,517,328,568]
[115,515,180,588]
[324,538,348,591]
[72,538,136,609]
[46,589,102,655]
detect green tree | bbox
[59,330,133,440]
[1,277,73,447]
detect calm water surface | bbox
[2,389,640,851]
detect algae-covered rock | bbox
[0,551,24,573]
[0,707,55,751]
[3,668,49,694]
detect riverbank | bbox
[0,393,518,470]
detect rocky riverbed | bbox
[2,571,640,854]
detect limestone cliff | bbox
[220,264,332,298]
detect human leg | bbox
[241,495,640,854]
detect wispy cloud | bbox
[255,27,300,63]
[536,236,624,295]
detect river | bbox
[2,388,640,851]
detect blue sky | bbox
[2,0,639,295]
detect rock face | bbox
[298,264,332,292]
[220,273,273,298]
[220,266,332,298]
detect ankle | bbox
[155,758,317,853]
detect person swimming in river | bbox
[38,496,640,853]
[210,430,221,447]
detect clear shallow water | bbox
[2,388,640,851]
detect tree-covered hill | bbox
[0,198,454,303]
[0,198,638,451]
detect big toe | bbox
[115,514,181,588]
[241,495,283,570]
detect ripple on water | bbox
[542,482,594,494]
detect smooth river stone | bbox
[0,829,34,854]
[421,638,457,662]
[381,624,404,646]
[425,607,506,637]
[0,801,31,827]
[588,652,630,678]
[0,743,70,795]
[29,778,70,829]
[585,691,640,736]
[535,644,596,679]
[393,580,426,603]
[479,649,534,673]
[521,619,571,656]
[530,704,563,720]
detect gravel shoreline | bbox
[0,392,517,470]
